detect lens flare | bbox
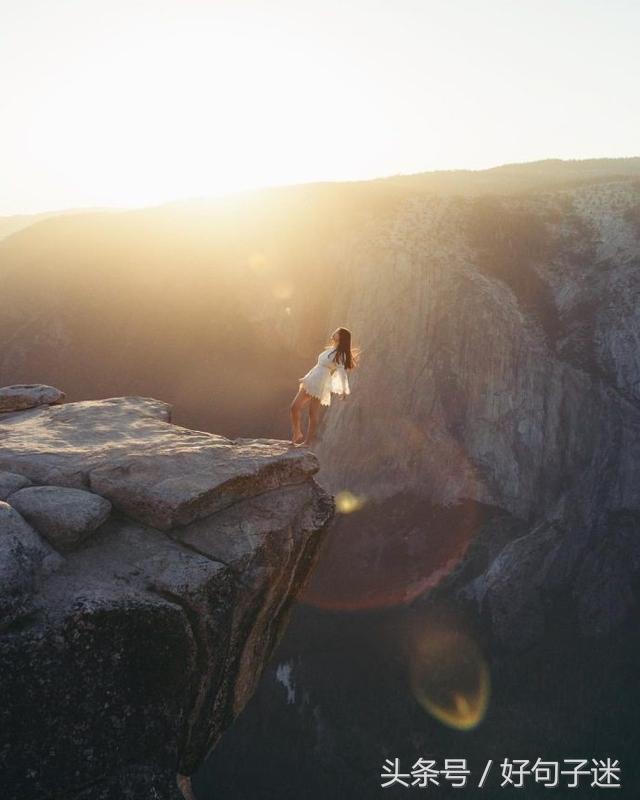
[299,495,486,612]
[247,252,268,270]
[409,627,489,730]
[300,412,488,612]
[335,490,367,514]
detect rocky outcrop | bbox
[0,391,334,800]
[0,383,65,412]
[0,396,318,529]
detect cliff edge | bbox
[0,386,334,800]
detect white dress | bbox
[298,347,351,406]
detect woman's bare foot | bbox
[291,431,305,446]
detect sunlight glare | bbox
[25,14,372,208]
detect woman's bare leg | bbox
[290,385,310,445]
[303,397,321,446]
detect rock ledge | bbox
[0,392,334,800]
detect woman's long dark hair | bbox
[327,327,359,369]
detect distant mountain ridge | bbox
[3,156,638,243]
[375,155,640,194]
[0,206,123,242]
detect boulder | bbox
[0,384,65,413]
[0,502,62,630]
[0,470,31,500]
[9,486,112,550]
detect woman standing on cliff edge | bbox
[290,327,359,448]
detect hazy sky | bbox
[1,0,638,214]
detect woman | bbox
[290,327,358,447]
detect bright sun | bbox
[25,10,380,209]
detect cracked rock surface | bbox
[0,393,334,800]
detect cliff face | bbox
[316,179,640,648]
[0,389,334,800]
